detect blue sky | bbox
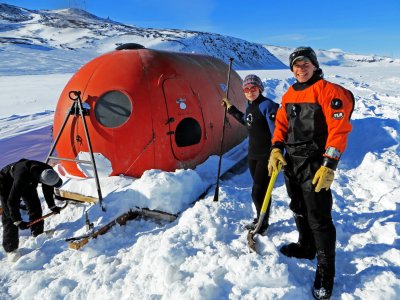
[3,0,400,58]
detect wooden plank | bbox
[55,189,98,203]
[68,210,141,250]
[67,208,177,250]
[140,208,177,222]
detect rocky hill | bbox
[0,3,285,71]
[1,3,398,75]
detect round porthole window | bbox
[94,91,132,128]
[175,117,201,147]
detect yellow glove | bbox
[221,97,232,109]
[312,165,335,192]
[268,148,287,176]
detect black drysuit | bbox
[228,95,278,223]
[0,159,57,252]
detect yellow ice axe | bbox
[247,163,282,253]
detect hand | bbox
[312,165,335,192]
[268,148,287,176]
[50,205,61,214]
[221,97,232,109]
[14,220,29,230]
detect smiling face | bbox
[292,58,316,83]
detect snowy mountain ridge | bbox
[1,2,399,76]
[265,44,400,68]
[0,3,285,71]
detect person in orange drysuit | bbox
[268,47,354,300]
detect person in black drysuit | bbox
[222,74,278,234]
[0,159,63,256]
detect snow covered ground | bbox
[0,52,399,299]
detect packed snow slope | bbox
[0,3,399,300]
[1,64,399,300]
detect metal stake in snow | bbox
[213,57,234,202]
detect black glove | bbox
[14,220,29,230]
[50,205,61,214]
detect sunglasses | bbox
[243,86,259,93]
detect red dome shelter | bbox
[53,44,248,178]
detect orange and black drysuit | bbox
[272,69,354,279]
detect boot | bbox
[7,249,21,262]
[280,214,316,259]
[312,250,335,299]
